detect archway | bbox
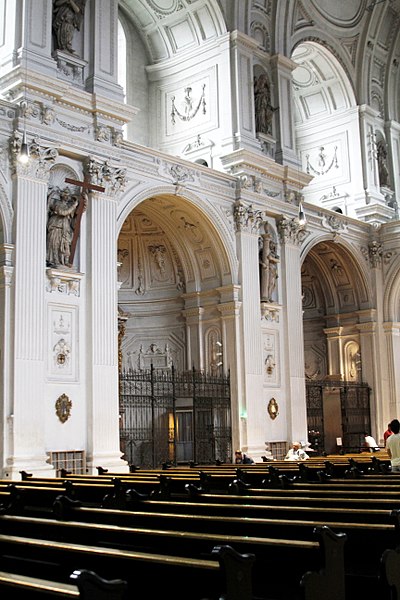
[301,239,372,454]
[117,191,235,466]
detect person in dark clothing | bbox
[234,450,254,464]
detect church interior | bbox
[0,1,400,598]
[0,0,399,476]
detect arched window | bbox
[118,19,127,103]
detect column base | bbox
[85,452,129,475]
[3,456,56,480]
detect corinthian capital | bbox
[84,156,127,196]
[233,201,263,233]
[277,215,308,246]
[10,133,58,180]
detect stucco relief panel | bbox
[263,331,279,386]
[144,238,177,289]
[163,67,218,139]
[47,305,77,381]
[195,248,217,280]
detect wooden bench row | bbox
[0,568,128,599]
[0,501,347,600]
[1,489,400,597]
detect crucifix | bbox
[65,175,105,267]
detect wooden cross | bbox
[65,175,105,267]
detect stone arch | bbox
[301,233,372,310]
[301,234,373,381]
[0,178,13,244]
[117,186,237,373]
[117,184,238,288]
[383,257,400,322]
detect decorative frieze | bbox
[261,302,281,322]
[321,213,348,233]
[46,268,83,296]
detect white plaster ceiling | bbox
[302,241,370,317]
[119,0,226,62]
[292,42,356,125]
[118,194,231,295]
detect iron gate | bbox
[306,380,371,454]
[119,366,232,468]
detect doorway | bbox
[306,380,371,454]
[119,366,232,467]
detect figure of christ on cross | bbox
[65,175,105,267]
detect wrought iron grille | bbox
[119,366,231,468]
[306,380,371,454]
[340,382,371,451]
[305,381,325,454]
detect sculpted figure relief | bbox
[377,140,390,188]
[46,186,80,268]
[254,73,276,135]
[260,226,280,302]
[53,0,86,54]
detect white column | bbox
[217,287,242,454]
[85,0,124,102]
[20,0,56,77]
[356,105,389,222]
[0,245,13,476]
[181,305,205,371]
[356,321,381,438]
[383,323,400,418]
[85,160,128,473]
[234,203,264,455]
[323,327,344,378]
[270,54,299,167]
[278,215,308,444]
[229,31,263,153]
[5,146,57,477]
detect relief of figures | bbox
[377,139,390,188]
[254,73,276,136]
[46,186,80,268]
[52,0,86,54]
[260,225,280,302]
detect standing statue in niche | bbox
[377,140,390,188]
[52,0,86,54]
[254,73,276,135]
[46,186,80,268]
[260,226,280,302]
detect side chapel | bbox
[0,0,399,476]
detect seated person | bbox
[234,450,254,464]
[364,432,380,452]
[285,441,309,461]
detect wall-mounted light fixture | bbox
[298,200,306,226]
[18,128,30,164]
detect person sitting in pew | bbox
[364,432,380,452]
[234,450,254,464]
[386,419,400,472]
[284,441,309,461]
[384,423,393,446]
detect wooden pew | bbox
[0,508,346,600]
[0,531,255,600]
[0,568,127,599]
[48,492,400,596]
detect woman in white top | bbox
[284,442,309,461]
